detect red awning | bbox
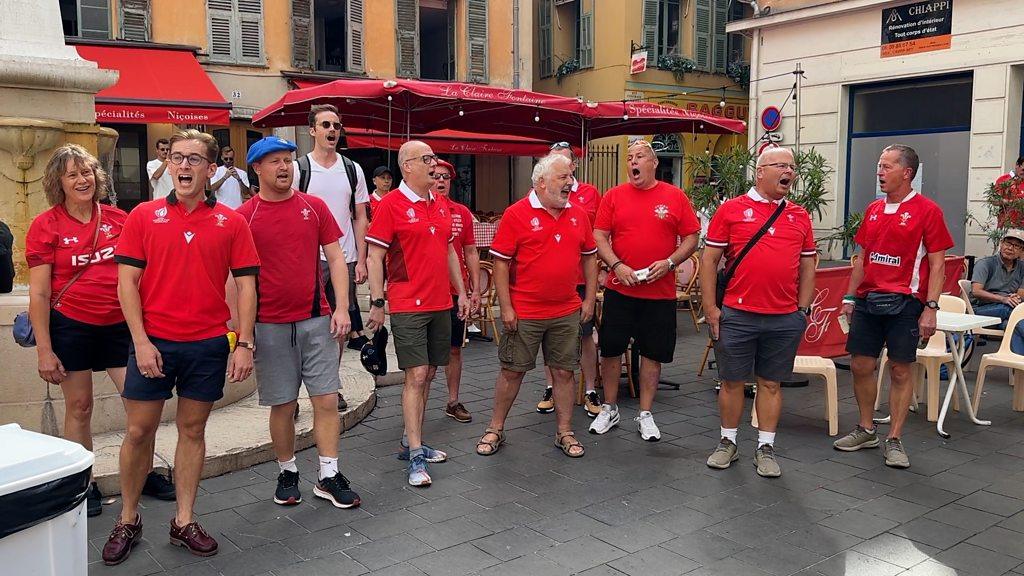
[75,44,231,126]
[584,101,746,138]
[345,128,583,157]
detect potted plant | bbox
[657,54,696,81]
[555,57,580,84]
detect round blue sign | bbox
[761,106,782,132]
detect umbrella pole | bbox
[387,99,393,168]
[581,121,588,182]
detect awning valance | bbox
[75,44,231,126]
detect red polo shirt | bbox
[444,196,476,296]
[854,190,954,302]
[366,182,454,313]
[369,191,384,220]
[25,203,128,326]
[705,190,817,314]
[236,191,342,324]
[490,191,597,319]
[995,173,1024,228]
[594,180,700,300]
[114,193,260,341]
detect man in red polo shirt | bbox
[476,153,598,458]
[995,156,1024,228]
[590,139,701,440]
[103,130,259,565]
[701,147,816,478]
[433,160,481,424]
[536,142,604,418]
[365,140,469,487]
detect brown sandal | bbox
[476,428,504,456]
[555,431,585,458]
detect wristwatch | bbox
[798,306,811,315]
[925,300,939,310]
[666,258,676,271]
[370,298,386,309]
[236,340,255,353]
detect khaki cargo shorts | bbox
[498,310,581,373]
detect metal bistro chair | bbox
[676,253,702,332]
[464,260,500,346]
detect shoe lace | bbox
[586,391,598,404]
[184,522,210,540]
[542,388,553,401]
[410,454,428,471]
[758,444,776,459]
[279,470,299,488]
[885,438,905,453]
[717,438,734,451]
[108,520,137,542]
[324,472,352,491]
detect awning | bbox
[346,128,583,157]
[75,43,231,126]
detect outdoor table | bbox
[473,221,498,248]
[935,310,1001,438]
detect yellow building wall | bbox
[365,1,398,78]
[486,0,514,87]
[150,1,206,48]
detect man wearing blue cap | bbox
[236,136,361,510]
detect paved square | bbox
[88,321,1024,575]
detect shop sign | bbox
[881,1,953,58]
[630,51,648,74]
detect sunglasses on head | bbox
[550,141,571,150]
[318,121,342,130]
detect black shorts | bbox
[50,310,130,372]
[577,285,595,337]
[846,296,924,364]
[123,335,231,403]
[598,288,676,363]
[450,294,466,347]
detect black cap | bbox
[372,166,393,179]
[359,327,389,376]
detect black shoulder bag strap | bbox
[341,155,358,216]
[297,154,311,192]
[716,199,787,307]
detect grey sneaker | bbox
[883,438,911,469]
[754,444,782,478]
[706,438,739,469]
[832,426,880,452]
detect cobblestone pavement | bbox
[88,319,1024,576]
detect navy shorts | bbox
[50,310,130,373]
[714,307,806,383]
[123,335,231,403]
[846,297,924,364]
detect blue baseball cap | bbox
[246,136,297,164]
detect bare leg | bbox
[851,354,879,430]
[599,356,622,405]
[638,358,661,412]
[402,366,432,449]
[580,337,598,390]
[118,399,164,524]
[310,392,340,458]
[269,400,298,462]
[487,369,526,430]
[754,379,782,433]
[172,398,214,526]
[60,372,95,451]
[887,361,915,438]
[718,380,746,430]
[445,347,462,405]
[550,368,575,434]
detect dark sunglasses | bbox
[433,173,452,180]
[318,121,342,130]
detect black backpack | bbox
[0,220,14,293]
[296,153,360,217]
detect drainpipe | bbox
[512,0,521,88]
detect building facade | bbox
[534,0,751,191]
[59,0,532,212]
[732,0,1024,257]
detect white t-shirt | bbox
[296,153,369,263]
[212,165,250,209]
[146,158,174,200]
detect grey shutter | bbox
[237,0,264,63]
[578,10,593,68]
[712,0,728,72]
[347,0,365,73]
[642,0,658,57]
[79,0,110,39]
[395,0,419,78]
[120,0,149,41]
[292,0,312,69]
[694,0,712,71]
[538,0,552,78]
[208,0,234,60]
[467,0,488,83]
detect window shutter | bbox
[578,11,593,68]
[292,0,311,69]
[642,0,658,58]
[208,0,234,60]
[466,0,488,83]
[347,0,365,73]
[120,0,149,42]
[395,0,419,78]
[538,0,552,78]
[713,0,728,72]
[237,0,264,63]
[694,0,712,71]
[79,0,111,39]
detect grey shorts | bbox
[714,306,806,383]
[254,316,341,406]
[391,310,451,370]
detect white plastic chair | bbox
[973,303,1024,414]
[958,279,1005,339]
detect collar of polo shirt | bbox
[399,180,435,203]
[166,190,217,208]
[528,190,573,209]
[746,187,784,206]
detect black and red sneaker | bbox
[313,472,360,509]
[274,470,302,506]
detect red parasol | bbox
[345,128,582,157]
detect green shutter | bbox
[642,0,659,57]
[79,0,110,39]
[237,0,264,63]
[538,0,552,77]
[208,0,234,60]
[579,10,593,68]
[120,0,149,41]
[694,0,712,71]
[347,0,365,73]
[713,0,728,72]
[395,0,419,78]
[292,0,311,69]
[467,0,488,83]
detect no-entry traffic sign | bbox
[761,106,783,132]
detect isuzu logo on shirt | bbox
[72,246,114,266]
[870,252,902,266]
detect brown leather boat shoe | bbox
[101,513,142,566]
[169,518,218,557]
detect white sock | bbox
[278,457,298,474]
[721,427,738,443]
[757,430,776,448]
[318,456,338,480]
[639,410,652,418]
[401,434,409,448]
[602,403,617,413]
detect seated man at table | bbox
[970,229,1024,329]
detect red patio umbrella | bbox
[345,128,583,157]
[582,101,746,139]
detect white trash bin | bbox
[0,423,94,576]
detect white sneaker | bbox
[635,411,661,442]
[589,404,620,434]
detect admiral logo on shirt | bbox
[869,252,901,267]
[72,246,115,267]
[654,204,669,220]
[153,206,170,224]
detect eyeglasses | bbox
[762,162,798,171]
[433,173,452,180]
[404,154,438,165]
[1002,239,1024,249]
[169,152,210,166]
[318,121,342,130]
[550,141,571,150]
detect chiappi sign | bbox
[881,0,953,58]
